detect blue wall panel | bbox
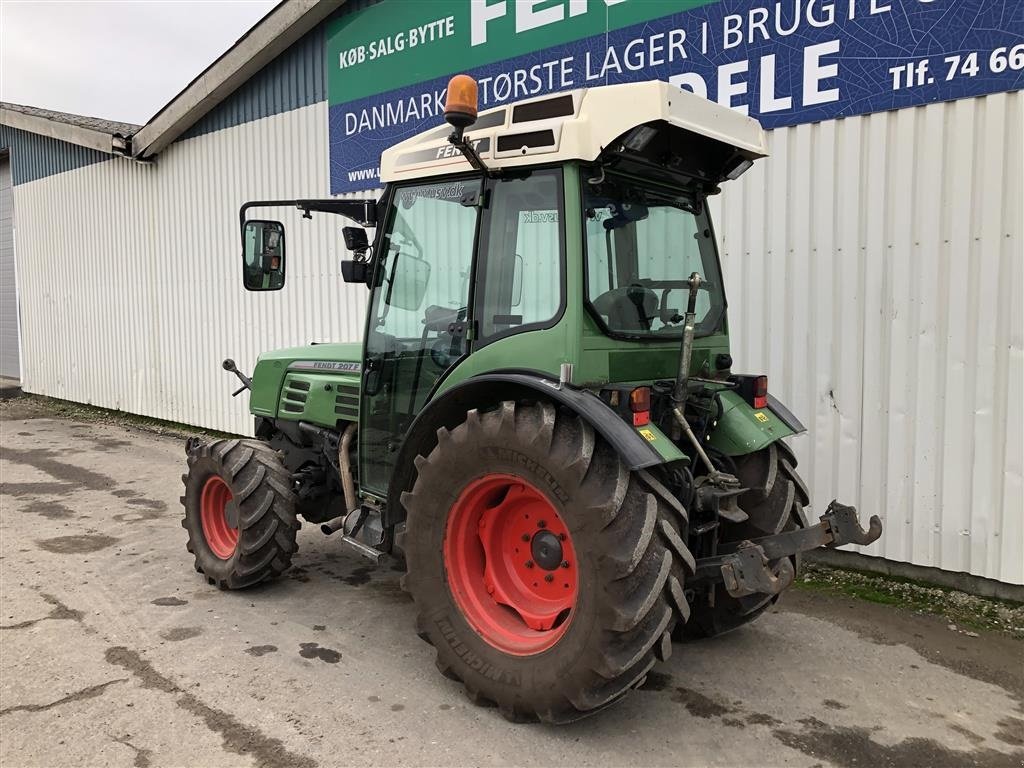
[178,0,383,142]
[0,125,111,186]
[180,25,326,141]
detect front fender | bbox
[707,390,805,457]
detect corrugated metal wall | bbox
[715,90,1023,585]
[9,91,1022,584]
[12,101,372,431]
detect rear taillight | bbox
[630,386,651,426]
[753,375,768,410]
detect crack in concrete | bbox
[111,734,154,768]
[104,646,316,768]
[0,592,85,630]
[0,678,126,716]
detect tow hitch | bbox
[694,501,883,598]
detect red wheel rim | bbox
[444,473,578,656]
[200,475,238,559]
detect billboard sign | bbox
[327,0,1024,193]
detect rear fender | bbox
[384,373,677,527]
[707,389,805,457]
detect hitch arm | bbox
[821,500,883,547]
[692,501,883,598]
[722,500,883,560]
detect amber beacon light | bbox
[444,74,479,129]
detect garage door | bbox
[0,154,19,380]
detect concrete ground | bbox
[1,406,1022,768]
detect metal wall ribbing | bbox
[715,91,1023,585]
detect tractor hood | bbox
[248,342,363,424]
[381,80,767,186]
[254,342,363,372]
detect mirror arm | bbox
[294,199,378,226]
[239,199,378,241]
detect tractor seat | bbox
[592,285,659,332]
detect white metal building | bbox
[1,0,1020,589]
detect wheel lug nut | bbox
[521,533,530,542]
[544,573,554,583]
[538,520,547,529]
[561,560,570,568]
[525,560,534,569]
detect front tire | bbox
[401,401,693,723]
[181,438,300,589]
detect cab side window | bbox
[476,170,563,341]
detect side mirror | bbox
[341,260,370,284]
[242,220,285,291]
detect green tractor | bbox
[181,75,881,723]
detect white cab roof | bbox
[380,80,767,184]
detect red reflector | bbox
[752,375,768,409]
[629,386,651,413]
[633,411,650,427]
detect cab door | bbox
[359,177,483,496]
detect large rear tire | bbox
[181,438,300,589]
[401,401,693,723]
[683,442,810,638]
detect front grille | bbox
[334,384,359,420]
[280,375,310,417]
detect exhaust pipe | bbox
[322,422,359,535]
[320,515,347,536]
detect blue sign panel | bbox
[329,0,1023,193]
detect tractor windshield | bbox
[583,174,725,339]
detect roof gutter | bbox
[131,0,345,160]
[0,106,131,156]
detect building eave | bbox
[0,107,125,155]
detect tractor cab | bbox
[350,78,770,497]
